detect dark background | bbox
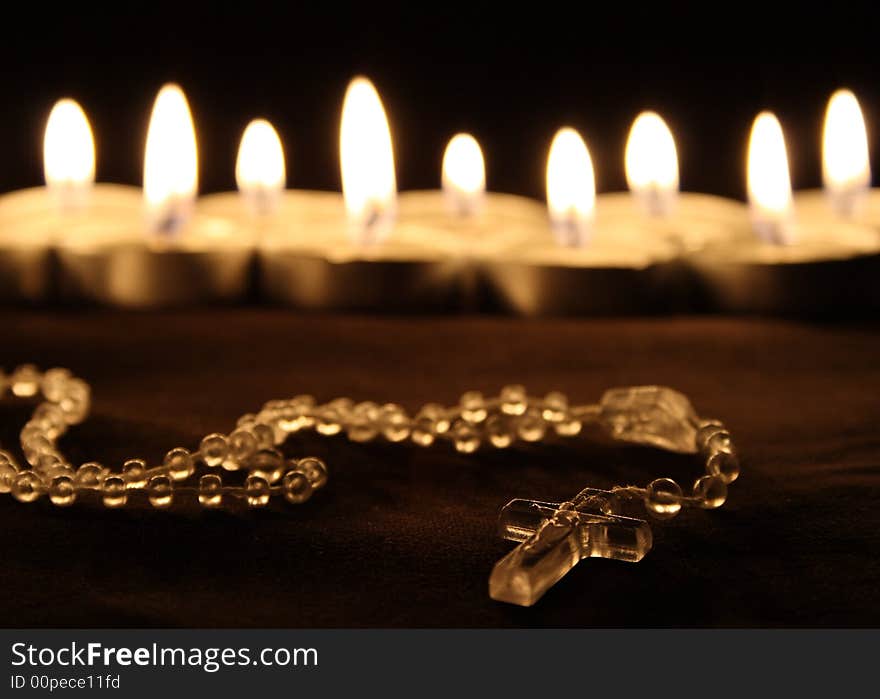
[3,2,880,201]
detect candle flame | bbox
[442,133,486,218]
[747,111,794,244]
[143,83,198,236]
[339,77,397,245]
[236,118,286,217]
[625,111,679,217]
[546,127,595,247]
[43,98,95,212]
[822,89,871,218]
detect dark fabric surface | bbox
[0,309,877,628]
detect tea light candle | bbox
[0,99,129,302]
[396,134,547,257]
[794,89,880,228]
[691,110,880,314]
[55,84,252,308]
[602,112,751,252]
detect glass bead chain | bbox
[0,364,328,509]
[0,367,738,521]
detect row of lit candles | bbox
[30,80,879,241]
[0,77,878,312]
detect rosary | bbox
[0,364,739,607]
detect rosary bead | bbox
[23,434,53,464]
[75,462,105,488]
[500,384,528,416]
[41,367,72,402]
[122,459,148,488]
[227,429,258,464]
[459,391,487,423]
[554,413,583,437]
[250,448,285,484]
[35,453,64,476]
[164,447,195,481]
[411,403,452,446]
[315,405,344,435]
[421,403,450,433]
[12,471,42,502]
[277,395,314,433]
[347,402,380,442]
[541,391,568,422]
[147,475,174,508]
[645,478,683,519]
[707,450,740,484]
[276,403,301,433]
[49,464,76,482]
[237,413,257,428]
[20,420,41,438]
[282,470,313,504]
[380,403,411,442]
[295,457,328,489]
[276,395,315,433]
[32,403,66,438]
[0,461,18,493]
[58,378,90,424]
[252,422,275,450]
[101,476,127,508]
[517,407,547,442]
[452,419,480,453]
[695,421,726,453]
[693,475,727,509]
[199,433,228,467]
[198,474,223,507]
[11,364,41,397]
[486,414,515,448]
[49,475,76,506]
[323,398,353,430]
[245,475,271,507]
[706,431,734,456]
[264,416,287,444]
[411,415,436,447]
[262,398,286,415]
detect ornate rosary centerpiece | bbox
[0,366,738,607]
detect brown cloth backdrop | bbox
[0,310,877,627]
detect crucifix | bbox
[489,487,653,607]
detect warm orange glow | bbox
[442,133,485,217]
[43,98,95,211]
[747,111,794,244]
[339,77,396,245]
[235,118,286,217]
[822,89,871,217]
[546,127,595,247]
[625,111,678,217]
[143,83,198,234]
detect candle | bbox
[0,99,141,302]
[482,126,688,315]
[605,111,751,252]
[794,89,880,228]
[55,84,252,308]
[691,110,880,313]
[396,133,547,258]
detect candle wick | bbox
[828,187,863,220]
[361,205,382,247]
[551,207,590,248]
